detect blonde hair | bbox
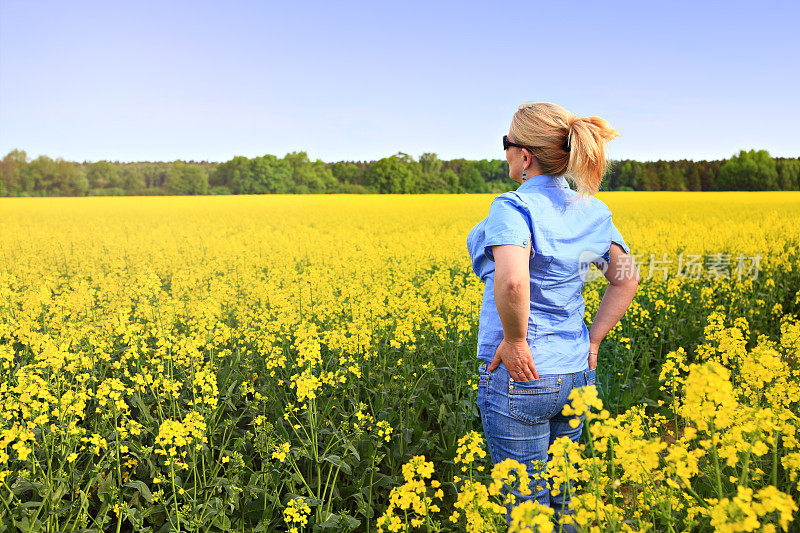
[510,101,620,198]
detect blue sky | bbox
[1,0,797,164]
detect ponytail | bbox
[565,116,620,196]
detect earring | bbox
[522,169,527,181]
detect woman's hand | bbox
[488,338,539,380]
[588,340,600,370]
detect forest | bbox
[1,148,798,196]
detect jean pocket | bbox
[584,367,597,386]
[508,377,562,425]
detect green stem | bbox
[285,451,317,503]
[323,461,344,520]
[366,445,378,533]
[772,429,780,487]
[609,436,617,512]
[708,421,724,500]
[738,432,759,487]
[585,421,604,531]
[170,462,181,533]
[115,412,123,533]
[683,482,713,510]
[0,480,14,518]
[197,426,235,524]
[665,488,676,533]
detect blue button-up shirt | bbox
[466,173,630,374]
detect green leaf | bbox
[319,513,339,529]
[212,513,232,532]
[340,513,361,529]
[323,454,352,475]
[11,480,44,497]
[125,480,154,503]
[13,516,43,533]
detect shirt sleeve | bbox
[599,220,631,263]
[466,220,484,278]
[483,193,531,262]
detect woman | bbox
[466,101,640,528]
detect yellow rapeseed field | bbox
[1,192,799,532]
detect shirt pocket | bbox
[508,376,563,424]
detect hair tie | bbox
[564,130,572,152]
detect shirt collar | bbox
[517,173,569,191]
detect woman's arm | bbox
[589,242,640,366]
[487,241,538,379]
[492,242,531,342]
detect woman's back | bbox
[466,172,630,374]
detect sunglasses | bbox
[503,135,533,152]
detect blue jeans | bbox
[476,360,596,530]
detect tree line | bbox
[1,148,798,196]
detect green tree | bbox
[395,152,424,193]
[87,161,119,189]
[214,156,254,194]
[365,155,413,194]
[714,149,778,191]
[614,161,633,189]
[251,154,292,194]
[776,158,800,190]
[330,162,366,186]
[631,162,655,191]
[442,169,459,193]
[656,161,685,191]
[26,156,60,196]
[459,163,489,193]
[472,159,507,184]
[142,162,170,190]
[686,165,701,191]
[284,152,337,193]
[419,170,448,193]
[55,159,88,196]
[0,149,28,195]
[166,161,209,195]
[697,160,722,191]
[418,153,444,193]
[121,166,145,191]
[419,152,442,176]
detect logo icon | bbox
[577,249,604,282]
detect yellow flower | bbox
[283,497,311,531]
[272,442,291,463]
